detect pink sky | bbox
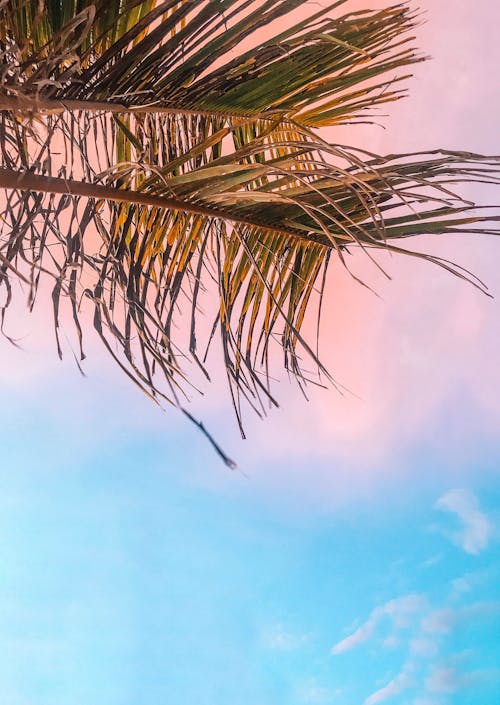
[211,0,500,500]
[2,1,500,504]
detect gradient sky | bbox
[1,2,500,705]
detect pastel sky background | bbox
[1,2,499,704]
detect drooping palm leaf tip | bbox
[0,1,499,465]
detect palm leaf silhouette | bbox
[1,0,499,464]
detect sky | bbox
[1,2,500,705]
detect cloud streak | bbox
[261,624,310,651]
[331,595,425,655]
[426,664,500,695]
[435,489,492,555]
[422,601,500,636]
[364,669,412,705]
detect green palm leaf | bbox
[0,0,499,464]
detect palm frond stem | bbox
[0,166,333,246]
[0,95,285,120]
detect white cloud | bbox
[410,637,439,658]
[384,595,426,628]
[299,681,342,704]
[426,659,500,696]
[383,635,399,649]
[451,575,473,596]
[364,669,412,705]
[435,489,492,555]
[331,595,425,655]
[422,601,500,636]
[261,624,310,651]
[302,685,331,704]
[420,554,443,569]
[331,618,377,655]
[426,666,461,694]
[422,608,456,635]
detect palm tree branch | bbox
[1,0,500,459]
[1,0,424,126]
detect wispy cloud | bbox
[420,554,443,570]
[422,601,500,636]
[298,680,343,704]
[302,685,332,704]
[449,570,489,599]
[382,635,400,649]
[261,624,310,651]
[410,637,438,659]
[425,662,500,695]
[426,665,462,694]
[451,575,473,596]
[364,668,412,705]
[421,608,456,635]
[331,617,377,655]
[331,595,425,655]
[435,489,492,555]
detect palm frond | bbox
[1,0,422,125]
[0,0,499,463]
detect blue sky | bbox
[1,361,499,705]
[1,1,500,704]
